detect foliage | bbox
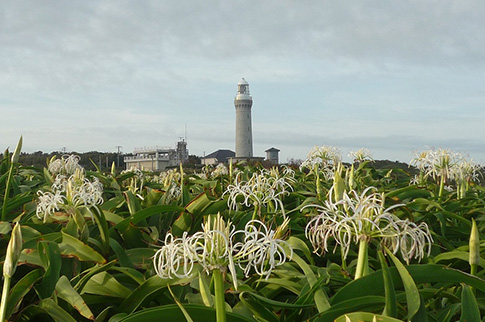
[1,141,485,322]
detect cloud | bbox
[1,1,485,164]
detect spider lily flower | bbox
[153,232,195,279]
[300,145,342,180]
[35,170,104,222]
[349,148,373,163]
[236,219,292,279]
[47,154,83,176]
[153,214,292,289]
[121,167,145,194]
[453,158,481,199]
[223,168,294,217]
[410,148,462,183]
[304,186,433,269]
[211,163,229,177]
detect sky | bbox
[1,1,484,164]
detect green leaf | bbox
[37,241,62,299]
[199,272,214,307]
[241,291,315,309]
[314,296,385,322]
[109,238,135,268]
[90,206,110,257]
[37,298,77,322]
[240,292,279,322]
[59,231,106,263]
[292,252,330,312]
[334,312,404,322]
[384,249,420,320]
[124,190,141,215]
[5,269,43,319]
[116,304,254,322]
[331,264,485,304]
[81,271,132,298]
[74,261,117,292]
[378,252,397,318]
[460,284,480,322]
[131,205,184,226]
[172,192,213,236]
[288,236,313,263]
[119,275,195,314]
[124,248,156,270]
[55,275,95,320]
[386,185,431,200]
[433,250,485,268]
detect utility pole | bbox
[115,146,122,168]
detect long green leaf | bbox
[38,298,77,322]
[331,264,485,304]
[460,284,480,322]
[385,249,419,320]
[37,241,61,299]
[334,312,404,322]
[119,275,195,314]
[292,252,330,312]
[116,304,253,322]
[109,238,135,268]
[5,269,42,319]
[55,275,95,320]
[240,292,279,322]
[90,206,110,257]
[241,291,315,309]
[59,232,106,263]
[81,271,131,298]
[378,252,397,318]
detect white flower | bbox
[305,187,433,263]
[410,148,460,182]
[48,154,83,176]
[153,232,195,279]
[36,172,104,221]
[35,190,65,221]
[153,214,292,288]
[223,168,294,214]
[349,148,373,163]
[236,219,292,279]
[300,145,342,180]
[211,163,229,177]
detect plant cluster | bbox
[1,138,485,322]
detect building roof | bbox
[265,147,280,152]
[202,149,235,162]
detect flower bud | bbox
[469,218,480,267]
[3,222,23,278]
[11,136,22,163]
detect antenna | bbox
[115,146,122,167]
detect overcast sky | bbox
[1,1,484,164]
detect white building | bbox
[124,140,188,171]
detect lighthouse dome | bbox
[236,78,251,99]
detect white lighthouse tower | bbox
[234,78,253,158]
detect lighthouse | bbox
[234,78,253,158]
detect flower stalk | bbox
[213,268,226,322]
[0,222,23,322]
[354,238,369,279]
[2,137,22,221]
